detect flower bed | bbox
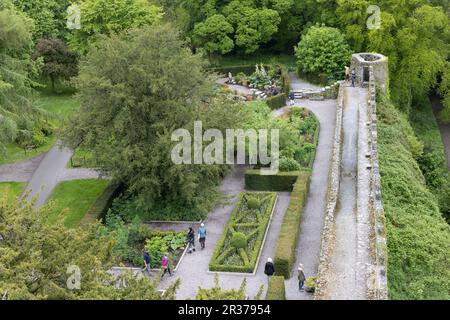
[209,192,277,273]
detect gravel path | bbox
[157,165,292,299]
[274,98,337,300]
[0,154,45,182]
[325,86,368,300]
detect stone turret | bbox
[350,53,388,93]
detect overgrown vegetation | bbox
[377,96,450,300]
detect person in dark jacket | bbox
[289,91,295,106]
[351,70,356,87]
[298,264,306,291]
[187,227,196,253]
[143,250,151,276]
[264,258,275,283]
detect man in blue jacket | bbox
[198,223,207,250]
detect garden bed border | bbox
[207,194,279,276]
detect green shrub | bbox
[231,232,247,249]
[305,276,316,293]
[209,192,277,273]
[265,276,286,300]
[266,94,286,110]
[245,170,300,191]
[246,197,261,210]
[279,157,301,172]
[197,275,247,300]
[274,172,311,278]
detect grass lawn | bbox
[0,182,26,203]
[47,179,108,228]
[0,136,57,166]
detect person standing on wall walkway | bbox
[351,70,356,87]
[264,258,275,283]
[198,223,207,250]
[298,264,306,291]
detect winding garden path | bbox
[156,75,338,299]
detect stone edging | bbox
[314,81,345,299]
[207,194,279,276]
[365,67,388,300]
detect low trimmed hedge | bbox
[80,183,122,226]
[266,93,287,110]
[265,276,286,300]
[274,171,311,278]
[209,192,277,273]
[307,120,320,169]
[245,170,301,191]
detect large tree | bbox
[0,4,41,155]
[0,194,179,299]
[62,24,242,216]
[33,38,78,92]
[295,25,351,80]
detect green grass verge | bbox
[265,276,286,300]
[377,96,450,300]
[0,182,26,203]
[47,179,109,228]
[0,136,56,166]
[273,171,311,278]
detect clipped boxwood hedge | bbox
[211,65,259,77]
[209,192,277,273]
[274,171,311,278]
[80,183,122,226]
[266,93,287,110]
[245,170,301,191]
[265,276,286,300]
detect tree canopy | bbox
[0,194,179,299]
[62,23,242,216]
[295,25,351,80]
[68,0,164,55]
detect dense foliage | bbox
[196,275,248,300]
[62,24,242,219]
[377,96,450,300]
[295,25,351,80]
[0,195,179,299]
[68,0,163,55]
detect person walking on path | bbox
[143,250,151,276]
[298,264,306,291]
[351,70,356,87]
[187,227,196,253]
[264,258,275,283]
[161,254,172,279]
[289,91,295,106]
[198,223,207,250]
